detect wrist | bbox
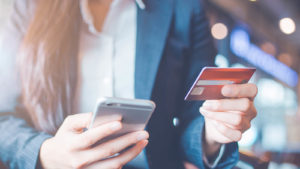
[39,138,53,169]
[203,126,221,158]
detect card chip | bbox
[191,87,204,95]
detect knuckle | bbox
[111,161,122,169]
[253,109,258,118]
[233,131,242,142]
[241,98,251,111]
[118,160,126,168]
[117,161,124,169]
[251,84,258,97]
[246,121,251,130]
[232,85,240,96]
[85,136,95,147]
[233,116,243,127]
[101,147,115,157]
[213,101,222,110]
[217,123,227,133]
[235,133,242,142]
[70,157,86,169]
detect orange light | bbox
[278,53,293,67]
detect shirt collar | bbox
[136,0,146,10]
[80,0,145,34]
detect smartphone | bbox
[88,97,156,144]
[185,67,256,100]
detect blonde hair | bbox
[18,1,81,134]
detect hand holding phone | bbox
[89,97,156,145]
[40,113,149,169]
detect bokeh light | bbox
[211,23,228,40]
[215,54,229,67]
[260,42,277,56]
[279,17,296,35]
[278,53,293,67]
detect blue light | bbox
[230,29,250,57]
[230,28,298,87]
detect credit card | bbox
[184,67,256,100]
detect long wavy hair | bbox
[18,1,81,134]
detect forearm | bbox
[202,125,222,160]
[0,114,52,169]
[179,116,239,169]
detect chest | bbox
[77,0,137,113]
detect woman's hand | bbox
[200,84,258,157]
[39,113,149,169]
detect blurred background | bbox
[0,0,299,169]
[204,0,300,168]
[0,0,12,37]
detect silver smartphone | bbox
[88,97,156,144]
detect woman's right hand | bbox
[39,113,149,169]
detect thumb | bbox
[60,112,92,132]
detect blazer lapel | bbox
[135,0,173,99]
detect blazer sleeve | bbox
[0,1,52,169]
[178,0,239,168]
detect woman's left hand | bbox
[200,83,258,156]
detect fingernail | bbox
[136,132,149,141]
[110,122,121,130]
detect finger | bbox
[212,120,242,142]
[200,108,247,130]
[91,114,122,128]
[204,118,233,143]
[222,83,258,99]
[225,120,251,133]
[88,140,148,169]
[202,98,254,113]
[75,121,122,149]
[60,113,92,132]
[80,131,149,164]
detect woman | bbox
[0,0,258,169]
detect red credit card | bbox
[185,67,256,100]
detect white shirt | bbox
[0,0,224,168]
[79,0,148,168]
[79,0,138,113]
[78,0,224,168]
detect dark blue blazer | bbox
[133,0,239,168]
[0,0,238,168]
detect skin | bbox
[40,113,149,169]
[40,1,258,168]
[201,84,258,159]
[40,2,149,169]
